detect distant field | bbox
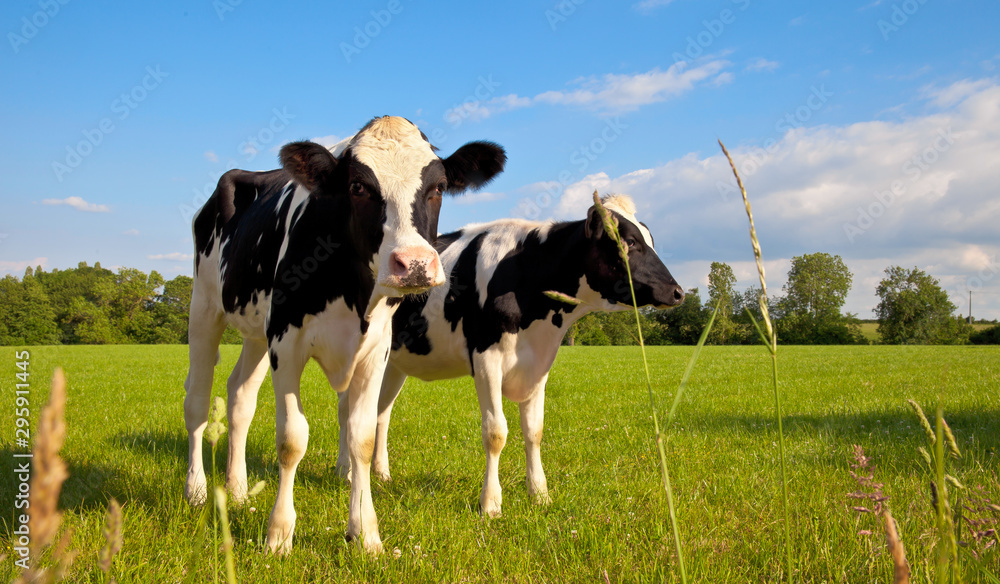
[2,345,999,582]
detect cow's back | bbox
[192,169,294,333]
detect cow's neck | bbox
[525,219,624,327]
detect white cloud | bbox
[204,150,219,163]
[41,196,110,213]
[0,257,48,275]
[448,61,731,121]
[746,58,780,73]
[541,78,1000,318]
[148,252,193,261]
[123,229,140,236]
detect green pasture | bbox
[2,345,999,582]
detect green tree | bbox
[783,253,852,319]
[0,274,61,345]
[34,261,117,342]
[874,266,972,344]
[707,261,739,344]
[733,286,786,344]
[151,275,193,343]
[970,324,1000,345]
[652,287,708,344]
[778,253,865,344]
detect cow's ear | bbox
[584,205,606,240]
[442,141,507,194]
[280,141,338,191]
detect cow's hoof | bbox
[226,480,249,506]
[533,491,552,506]
[266,528,294,556]
[345,532,384,555]
[184,476,207,506]
[335,462,351,483]
[480,500,502,518]
[374,468,392,483]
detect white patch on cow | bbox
[439,218,555,308]
[602,194,655,250]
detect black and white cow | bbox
[335,194,684,517]
[184,116,506,554]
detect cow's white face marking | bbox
[350,117,445,295]
[602,194,655,250]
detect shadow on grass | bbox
[679,407,1000,469]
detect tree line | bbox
[568,252,998,346]
[0,262,206,346]
[0,255,996,346]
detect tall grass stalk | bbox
[592,191,718,583]
[205,397,228,584]
[214,487,238,584]
[719,141,793,580]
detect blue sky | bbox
[2,0,999,319]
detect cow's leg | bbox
[335,391,350,481]
[225,338,269,503]
[344,343,388,554]
[183,297,226,505]
[373,364,407,482]
[266,354,309,556]
[475,358,507,517]
[519,378,551,505]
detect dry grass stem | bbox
[718,140,773,343]
[28,368,70,560]
[99,498,124,575]
[882,509,911,584]
[543,290,583,306]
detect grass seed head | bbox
[29,368,70,560]
[906,399,936,446]
[99,498,123,573]
[205,396,227,447]
[718,141,773,343]
[544,290,583,306]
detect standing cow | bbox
[336,194,684,517]
[184,116,506,554]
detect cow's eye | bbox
[434,181,447,195]
[349,182,367,197]
[625,237,636,248]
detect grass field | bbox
[3,345,999,583]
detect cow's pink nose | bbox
[389,248,441,288]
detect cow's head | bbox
[582,194,684,309]
[279,116,505,296]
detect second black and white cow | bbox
[184,116,506,554]
[336,194,683,517]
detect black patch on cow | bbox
[266,153,387,343]
[269,349,279,371]
[194,169,290,274]
[552,312,563,327]
[410,163,447,242]
[219,180,297,314]
[434,229,463,253]
[391,291,434,355]
[441,142,507,194]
